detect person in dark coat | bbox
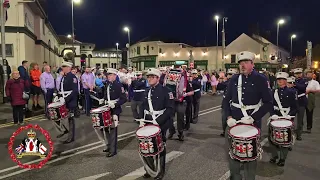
[5,70,30,125]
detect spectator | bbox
[211,72,218,95]
[30,63,43,110]
[42,61,47,73]
[5,70,30,125]
[18,60,31,112]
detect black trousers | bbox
[192,97,200,123]
[169,101,186,135]
[144,130,167,177]
[305,108,314,130]
[185,101,192,129]
[12,105,24,123]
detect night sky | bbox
[47,0,320,56]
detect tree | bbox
[291,57,307,69]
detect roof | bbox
[58,35,82,44]
[93,48,122,52]
[134,35,184,45]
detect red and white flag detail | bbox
[38,143,47,155]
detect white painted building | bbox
[91,48,122,69]
[224,33,289,71]
[129,40,223,71]
[3,0,62,70]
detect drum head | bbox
[271,120,293,127]
[136,125,160,137]
[48,102,63,108]
[230,125,259,138]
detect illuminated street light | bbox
[276,18,285,60]
[214,15,219,69]
[290,34,297,57]
[67,34,72,38]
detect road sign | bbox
[189,62,194,68]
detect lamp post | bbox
[215,15,219,70]
[116,43,119,68]
[222,17,228,71]
[290,34,296,58]
[276,19,285,60]
[123,27,131,67]
[71,0,81,64]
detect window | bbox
[147,45,149,54]
[0,44,14,56]
[103,63,108,68]
[48,40,51,48]
[151,47,154,50]
[89,46,91,49]
[96,63,101,67]
[137,47,140,55]
[159,48,162,53]
[42,19,45,35]
[231,54,236,63]
[82,46,85,48]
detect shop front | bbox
[225,62,280,73]
[194,60,208,70]
[159,60,208,69]
[131,55,157,70]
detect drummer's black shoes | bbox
[269,156,278,164]
[106,152,116,158]
[103,148,110,153]
[277,159,285,167]
[178,134,184,141]
[220,132,225,137]
[296,136,302,141]
[143,173,151,178]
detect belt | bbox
[133,89,145,92]
[274,106,290,112]
[298,93,305,98]
[144,109,166,117]
[231,102,261,110]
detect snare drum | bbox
[136,125,164,157]
[228,124,261,162]
[48,102,69,121]
[270,119,294,146]
[90,106,112,128]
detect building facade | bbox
[224,33,289,71]
[3,0,62,69]
[129,40,223,71]
[91,48,122,69]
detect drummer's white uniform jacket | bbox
[223,71,273,128]
[142,83,174,130]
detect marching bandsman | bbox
[159,67,167,86]
[268,72,298,166]
[131,71,146,121]
[292,68,308,140]
[305,69,320,133]
[59,62,79,143]
[191,69,201,123]
[142,68,174,180]
[101,68,127,157]
[220,69,237,137]
[223,51,273,180]
[168,71,194,141]
[184,74,194,131]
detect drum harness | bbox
[230,74,263,161]
[139,88,165,177]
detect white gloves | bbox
[238,116,254,124]
[98,99,104,105]
[113,115,119,127]
[59,97,65,104]
[271,115,279,120]
[109,102,115,109]
[53,96,59,103]
[227,118,237,127]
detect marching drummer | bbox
[292,68,308,141]
[168,70,194,141]
[131,71,146,121]
[220,68,237,137]
[59,62,79,144]
[101,68,127,157]
[268,72,298,166]
[142,68,174,180]
[223,51,273,180]
[191,69,201,124]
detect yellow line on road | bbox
[0,115,45,128]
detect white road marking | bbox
[0,106,220,176]
[77,172,111,180]
[0,135,135,179]
[117,151,184,180]
[218,137,269,180]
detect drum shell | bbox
[90,109,112,128]
[48,103,69,121]
[269,120,294,147]
[136,125,164,157]
[228,124,261,162]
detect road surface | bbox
[0,95,319,180]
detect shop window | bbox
[231,54,236,63]
[137,46,140,55]
[0,44,14,56]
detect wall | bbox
[6,0,25,27]
[90,57,119,69]
[129,41,160,58]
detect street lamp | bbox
[214,15,219,70]
[67,34,72,38]
[116,43,119,68]
[222,17,228,71]
[276,19,285,61]
[71,0,81,63]
[290,34,296,58]
[123,26,131,67]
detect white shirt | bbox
[307,79,320,91]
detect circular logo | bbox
[8,124,54,169]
